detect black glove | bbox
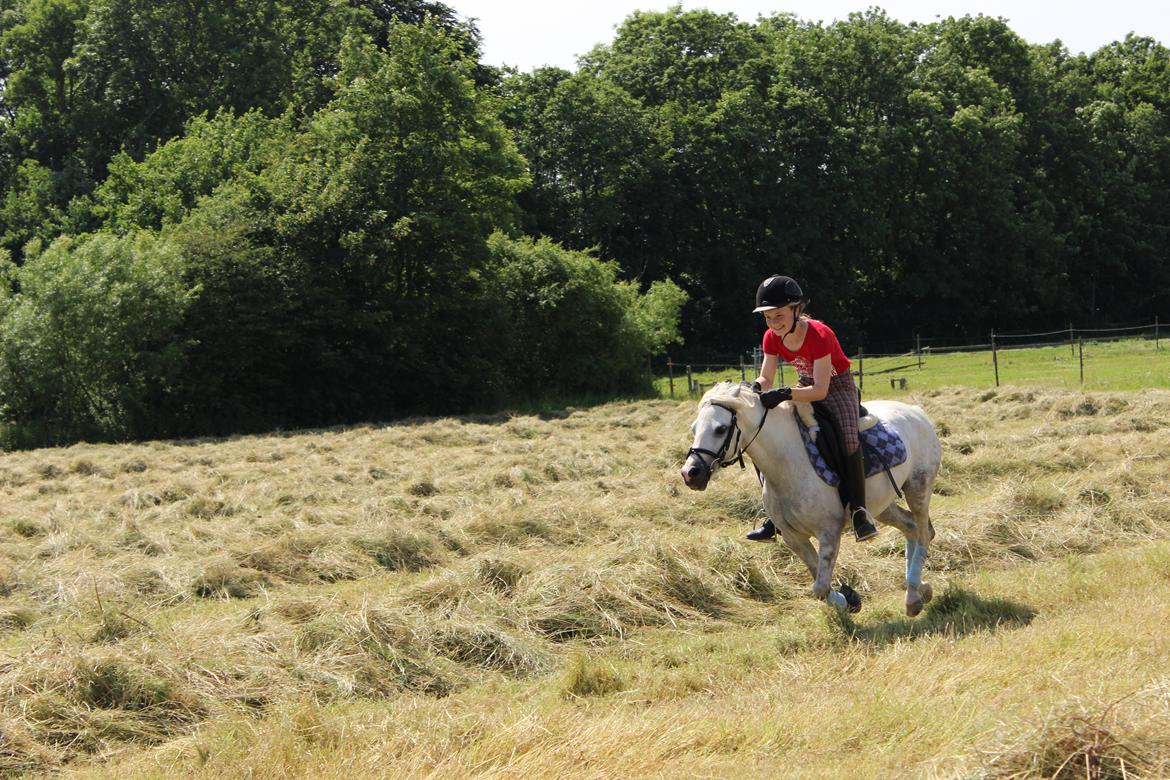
[759,387,792,409]
[749,380,762,393]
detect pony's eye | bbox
[714,425,727,435]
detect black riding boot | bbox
[845,448,879,542]
[746,518,776,541]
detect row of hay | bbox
[0,535,798,771]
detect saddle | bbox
[792,401,904,504]
[796,401,852,507]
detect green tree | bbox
[580,7,760,108]
[68,0,293,168]
[80,109,285,233]
[0,0,88,170]
[502,69,663,268]
[167,21,528,427]
[1077,37,1170,318]
[0,158,62,250]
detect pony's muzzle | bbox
[681,457,711,490]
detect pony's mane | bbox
[701,381,743,406]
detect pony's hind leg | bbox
[877,502,932,617]
[904,478,936,610]
[905,476,937,546]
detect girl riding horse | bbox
[748,274,879,543]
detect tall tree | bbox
[502,69,663,273]
[168,22,529,427]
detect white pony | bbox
[681,382,942,616]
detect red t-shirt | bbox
[762,319,851,379]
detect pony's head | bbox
[680,382,763,490]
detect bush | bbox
[0,232,195,445]
[487,233,685,397]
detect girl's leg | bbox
[826,374,878,541]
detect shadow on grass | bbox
[830,585,1036,646]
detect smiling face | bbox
[762,304,799,335]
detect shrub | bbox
[0,232,195,444]
[486,233,686,398]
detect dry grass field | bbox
[2,386,1170,778]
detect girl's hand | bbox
[760,387,792,409]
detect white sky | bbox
[451,1,1170,72]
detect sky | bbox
[449,0,1170,72]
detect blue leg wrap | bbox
[906,541,927,589]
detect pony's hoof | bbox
[906,583,932,616]
[839,583,863,614]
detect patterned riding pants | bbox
[798,371,860,454]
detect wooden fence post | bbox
[1157,316,1161,351]
[686,365,694,397]
[1079,338,1084,384]
[1069,322,1075,356]
[668,358,675,399]
[858,348,864,394]
[916,333,922,369]
[739,356,746,383]
[991,330,1000,387]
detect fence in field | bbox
[660,318,1167,398]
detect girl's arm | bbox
[789,355,832,402]
[754,353,779,390]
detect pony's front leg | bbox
[811,531,841,603]
[778,525,855,611]
[777,524,819,581]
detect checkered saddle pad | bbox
[795,415,908,487]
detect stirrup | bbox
[851,508,879,542]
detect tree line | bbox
[0,0,685,445]
[1,1,1169,444]
[504,8,1170,356]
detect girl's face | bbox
[763,305,797,334]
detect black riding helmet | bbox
[752,275,805,313]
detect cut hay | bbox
[1,387,1170,773]
[979,690,1170,779]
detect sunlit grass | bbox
[2,386,1170,777]
[656,336,1170,399]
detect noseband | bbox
[686,401,770,476]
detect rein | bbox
[686,401,770,475]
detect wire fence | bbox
[659,318,1168,398]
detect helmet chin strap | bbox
[787,303,803,336]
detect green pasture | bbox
[657,336,1170,399]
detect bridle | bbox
[686,400,770,476]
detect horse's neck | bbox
[745,406,807,492]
